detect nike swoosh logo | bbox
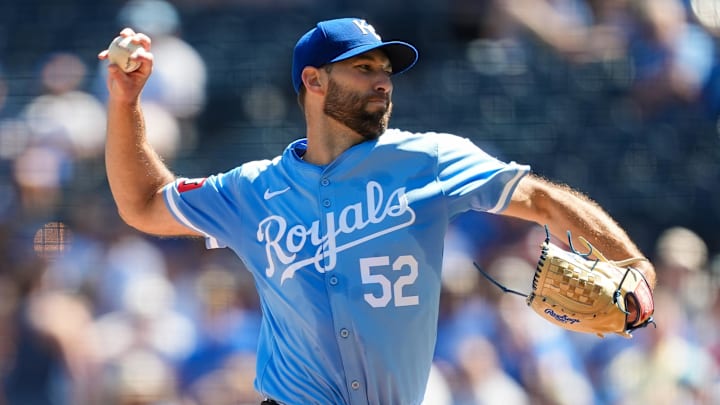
[264,187,290,200]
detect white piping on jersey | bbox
[487,166,527,214]
[165,184,221,249]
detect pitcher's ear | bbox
[302,67,323,94]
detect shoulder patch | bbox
[177,178,207,193]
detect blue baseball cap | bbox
[292,18,418,93]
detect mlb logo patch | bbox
[177,178,206,193]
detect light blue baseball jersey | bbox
[163,129,530,405]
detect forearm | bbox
[542,186,641,257]
[99,28,198,237]
[105,97,175,224]
[508,176,656,287]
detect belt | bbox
[261,399,281,405]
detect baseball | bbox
[106,36,142,73]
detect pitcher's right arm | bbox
[100,28,200,237]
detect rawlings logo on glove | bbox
[544,308,580,325]
[475,226,655,338]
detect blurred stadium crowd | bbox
[1,0,720,404]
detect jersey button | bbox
[322,199,331,208]
[321,178,330,186]
[339,328,349,338]
[329,276,338,286]
[351,380,360,390]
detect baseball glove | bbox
[475,226,655,338]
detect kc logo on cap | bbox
[352,19,382,40]
[291,17,418,93]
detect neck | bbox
[302,117,366,166]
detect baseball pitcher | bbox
[99,17,656,405]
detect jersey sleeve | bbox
[435,134,530,218]
[162,170,241,249]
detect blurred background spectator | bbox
[1,0,720,403]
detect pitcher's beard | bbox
[324,79,392,140]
